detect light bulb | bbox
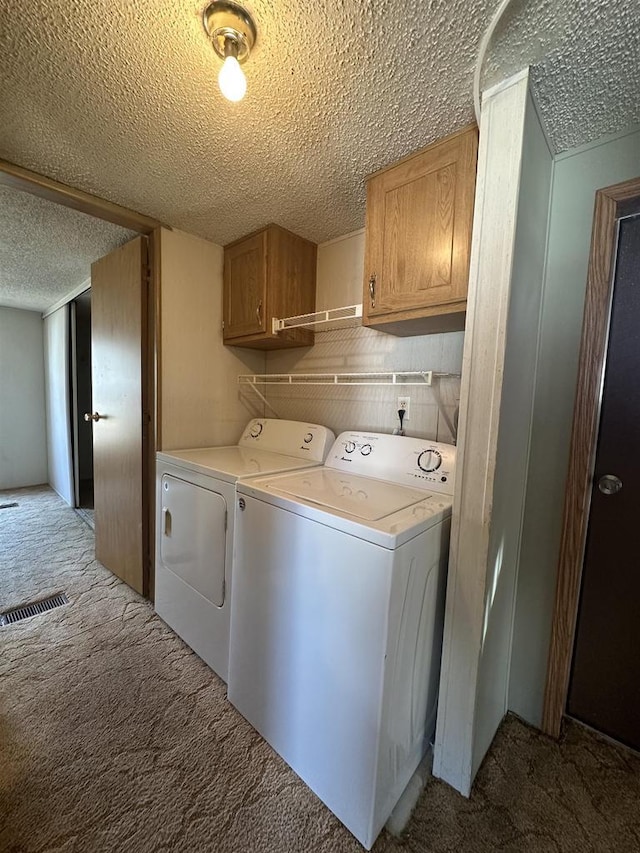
[218,55,246,102]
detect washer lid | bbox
[239,468,452,548]
[156,446,322,482]
[263,468,430,521]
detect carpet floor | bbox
[1,486,639,853]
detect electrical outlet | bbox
[397,395,410,421]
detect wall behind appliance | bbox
[158,228,264,450]
[508,123,640,728]
[264,230,463,441]
[0,306,48,489]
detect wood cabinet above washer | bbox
[363,125,478,336]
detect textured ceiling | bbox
[0,0,638,302]
[0,186,136,312]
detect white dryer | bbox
[154,419,334,683]
[228,431,456,849]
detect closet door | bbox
[91,236,148,595]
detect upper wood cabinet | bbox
[362,125,478,335]
[223,224,317,349]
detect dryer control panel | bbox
[239,419,335,462]
[327,432,456,495]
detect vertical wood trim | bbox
[147,228,162,601]
[542,176,640,736]
[140,237,150,597]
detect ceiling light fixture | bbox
[203,0,257,103]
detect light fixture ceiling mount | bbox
[203,0,256,63]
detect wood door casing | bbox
[363,125,477,332]
[543,178,640,738]
[91,235,147,595]
[224,230,267,339]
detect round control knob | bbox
[345,441,356,453]
[417,448,442,472]
[360,444,372,456]
[250,422,263,438]
[303,432,313,443]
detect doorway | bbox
[0,161,162,599]
[71,291,94,517]
[543,177,640,741]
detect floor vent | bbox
[0,502,19,509]
[0,592,69,626]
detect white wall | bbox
[433,71,554,795]
[158,228,264,450]
[508,124,640,726]
[0,307,48,489]
[265,231,463,441]
[43,306,74,504]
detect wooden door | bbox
[91,236,148,595]
[223,230,267,339]
[364,126,477,324]
[567,212,640,750]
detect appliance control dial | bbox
[417,448,442,472]
[303,432,313,443]
[345,440,356,453]
[360,444,372,456]
[250,422,263,438]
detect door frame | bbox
[0,158,166,597]
[542,176,640,737]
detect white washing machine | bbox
[228,431,456,849]
[154,419,335,683]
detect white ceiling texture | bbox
[0,0,638,311]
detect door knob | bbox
[598,474,622,495]
[84,412,104,422]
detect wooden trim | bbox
[140,236,151,598]
[0,158,165,234]
[542,176,640,737]
[146,227,162,601]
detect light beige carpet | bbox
[1,486,639,852]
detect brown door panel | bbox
[568,214,640,750]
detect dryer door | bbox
[160,474,226,606]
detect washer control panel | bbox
[327,431,456,495]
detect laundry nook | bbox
[1,1,639,851]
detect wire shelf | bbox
[238,371,435,387]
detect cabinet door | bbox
[364,127,477,323]
[224,230,267,339]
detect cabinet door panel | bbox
[224,231,267,338]
[364,126,477,331]
[381,163,456,307]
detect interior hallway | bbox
[1,487,639,853]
